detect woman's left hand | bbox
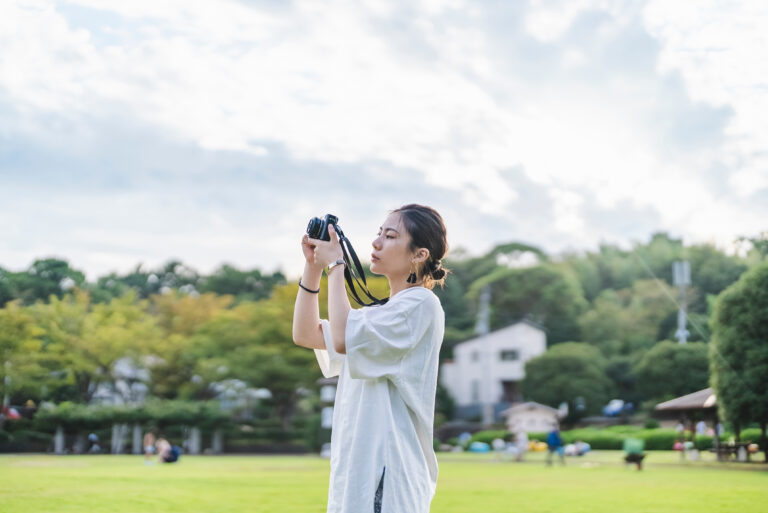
[307,225,344,268]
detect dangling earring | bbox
[407,264,417,284]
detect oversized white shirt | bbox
[314,286,445,513]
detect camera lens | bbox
[307,217,324,239]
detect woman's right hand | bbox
[301,234,323,270]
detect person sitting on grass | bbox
[623,437,645,470]
[155,437,181,464]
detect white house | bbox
[440,319,546,421]
[501,401,560,433]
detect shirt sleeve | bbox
[344,291,434,380]
[314,319,345,378]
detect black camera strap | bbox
[334,226,388,307]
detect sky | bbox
[1,0,767,280]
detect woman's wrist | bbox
[302,263,323,289]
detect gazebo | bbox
[654,387,720,454]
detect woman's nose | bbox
[372,237,382,249]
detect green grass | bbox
[1,452,766,513]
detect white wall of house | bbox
[440,321,546,406]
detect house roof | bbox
[655,388,717,411]
[454,318,545,349]
[500,401,559,417]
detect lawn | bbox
[1,451,766,513]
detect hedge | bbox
[462,427,750,451]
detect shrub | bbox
[469,430,509,445]
[741,428,766,450]
[637,429,677,450]
[560,428,623,450]
[644,419,660,429]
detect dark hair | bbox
[391,204,450,289]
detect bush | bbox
[741,428,766,450]
[469,430,509,445]
[560,428,623,450]
[639,429,678,450]
[644,419,660,429]
[694,435,715,451]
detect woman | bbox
[292,204,448,513]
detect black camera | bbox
[306,214,339,241]
[303,213,387,307]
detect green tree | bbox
[470,264,586,344]
[0,267,14,307]
[685,244,747,314]
[145,292,233,399]
[579,280,677,357]
[198,264,286,302]
[521,342,613,420]
[710,263,768,460]
[634,341,709,402]
[31,291,160,403]
[0,302,45,404]
[8,259,86,305]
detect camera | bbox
[306,214,338,241]
[304,213,387,306]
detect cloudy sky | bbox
[1,0,767,279]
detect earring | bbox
[407,265,417,284]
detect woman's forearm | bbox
[328,266,351,354]
[292,264,324,348]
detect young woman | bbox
[292,204,448,513]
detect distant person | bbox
[623,437,645,470]
[156,437,171,463]
[696,420,707,435]
[88,433,101,453]
[143,431,156,464]
[546,426,565,466]
[515,429,528,462]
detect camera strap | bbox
[334,226,388,307]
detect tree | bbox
[0,267,14,307]
[144,292,233,399]
[0,302,44,404]
[634,341,709,402]
[7,259,86,305]
[710,262,768,461]
[470,264,587,344]
[521,343,613,421]
[579,280,678,357]
[198,264,286,302]
[685,244,747,314]
[31,291,160,403]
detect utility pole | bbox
[673,261,691,344]
[475,286,494,425]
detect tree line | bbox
[1,232,767,451]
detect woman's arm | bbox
[291,263,325,349]
[292,225,346,350]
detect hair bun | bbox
[430,267,446,280]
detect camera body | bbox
[306,214,338,242]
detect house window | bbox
[471,351,480,362]
[471,380,480,402]
[500,350,519,361]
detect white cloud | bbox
[1,0,767,277]
[643,0,768,198]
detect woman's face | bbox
[370,212,417,278]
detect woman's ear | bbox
[414,248,430,264]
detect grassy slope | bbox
[0,452,766,513]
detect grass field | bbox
[1,451,766,513]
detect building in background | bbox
[440,319,547,423]
[501,401,560,433]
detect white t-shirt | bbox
[314,286,445,513]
